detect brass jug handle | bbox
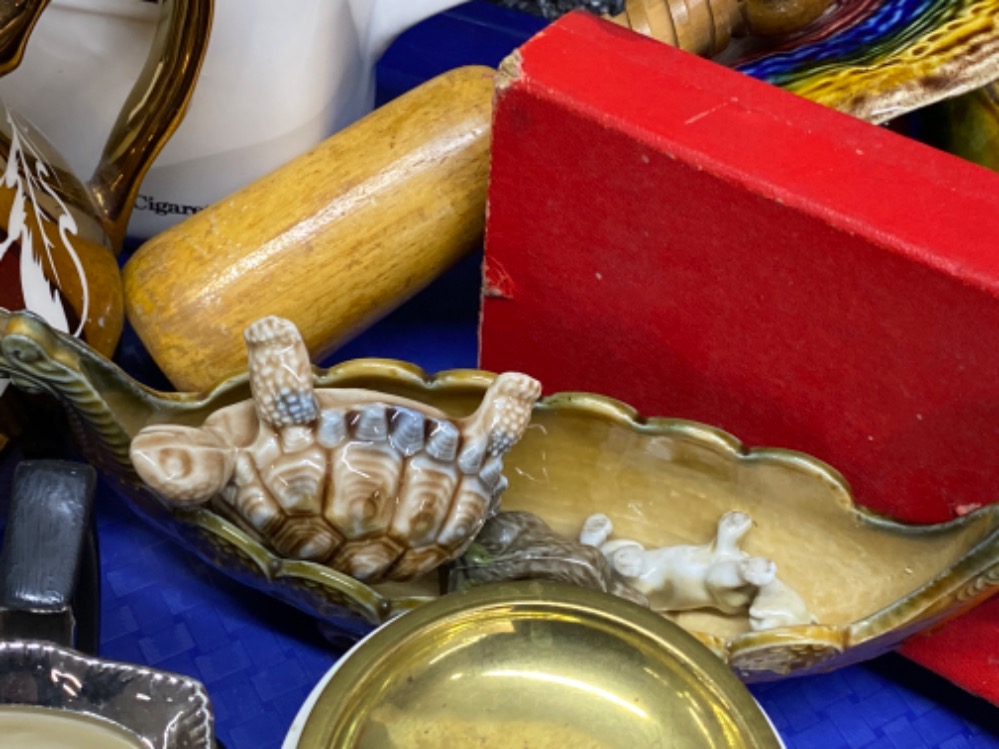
[0,0,50,76]
[89,0,213,251]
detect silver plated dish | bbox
[0,640,214,749]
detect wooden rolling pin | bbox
[124,66,495,393]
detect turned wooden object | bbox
[124,66,495,393]
[608,0,833,56]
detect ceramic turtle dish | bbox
[130,316,542,583]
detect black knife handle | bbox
[0,460,97,647]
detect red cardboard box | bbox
[479,13,999,700]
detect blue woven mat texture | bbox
[97,489,999,749]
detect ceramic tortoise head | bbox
[130,316,542,583]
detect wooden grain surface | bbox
[124,66,495,393]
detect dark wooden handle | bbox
[0,460,97,646]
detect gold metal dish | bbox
[1,309,999,679]
[288,580,783,749]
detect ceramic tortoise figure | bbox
[130,316,542,583]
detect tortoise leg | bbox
[244,316,319,431]
[461,372,542,460]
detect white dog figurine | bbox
[580,511,813,630]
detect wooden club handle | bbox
[124,66,495,393]
[608,0,833,56]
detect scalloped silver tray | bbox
[0,640,213,748]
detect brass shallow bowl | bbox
[2,309,999,678]
[289,581,783,749]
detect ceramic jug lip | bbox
[46,0,160,21]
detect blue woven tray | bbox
[97,488,999,749]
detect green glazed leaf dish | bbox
[1,308,998,680]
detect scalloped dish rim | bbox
[2,311,999,681]
[149,358,999,678]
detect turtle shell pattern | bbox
[130,316,542,583]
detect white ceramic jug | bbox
[0,0,465,241]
